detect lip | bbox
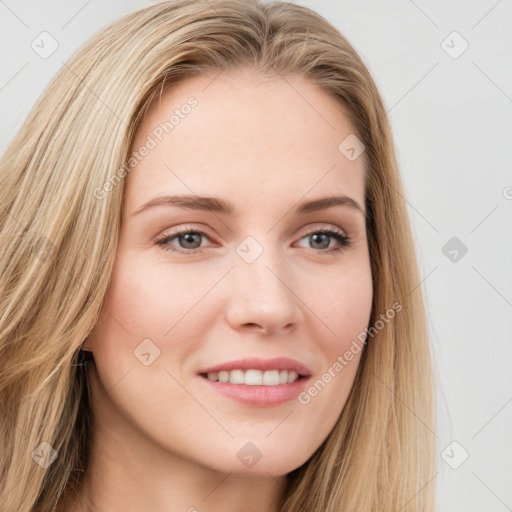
[199,376,310,407]
[196,357,312,408]
[197,357,312,377]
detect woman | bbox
[0,0,437,510]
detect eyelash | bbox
[155,226,351,255]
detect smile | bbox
[201,369,301,385]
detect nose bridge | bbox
[225,235,300,333]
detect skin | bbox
[74,69,373,512]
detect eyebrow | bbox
[132,194,366,217]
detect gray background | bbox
[1,1,511,510]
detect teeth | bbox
[287,371,298,383]
[262,370,279,385]
[207,372,219,382]
[205,369,300,385]
[245,369,262,385]
[229,369,244,384]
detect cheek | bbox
[87,257,204,420]
[302,267,372,401]
[313,266,373,345]
[100,252,213,341]
[89,250,224,393]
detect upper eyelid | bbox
[158,225,215,242]
[156,224,353,257]
[158,223,348,248]
[160,222,347,239]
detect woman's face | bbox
[86,69,373,476]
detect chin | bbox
[196,446,313,477]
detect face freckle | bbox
[85,69,373,477]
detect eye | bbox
[156,228,212,254]
[295,227,351,253]
[155,226,351,255]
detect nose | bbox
[223,247,302,336]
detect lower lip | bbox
[199,375,310,407]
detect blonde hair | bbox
[0,0,437,510]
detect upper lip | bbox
[197,357,312,377]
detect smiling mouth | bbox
[199,369,307,386]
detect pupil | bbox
[180,233,201,249]
[311,233,329,249]
[177,233,332,250]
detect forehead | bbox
[125,70,366,212]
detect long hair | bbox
[0,1,437,510]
